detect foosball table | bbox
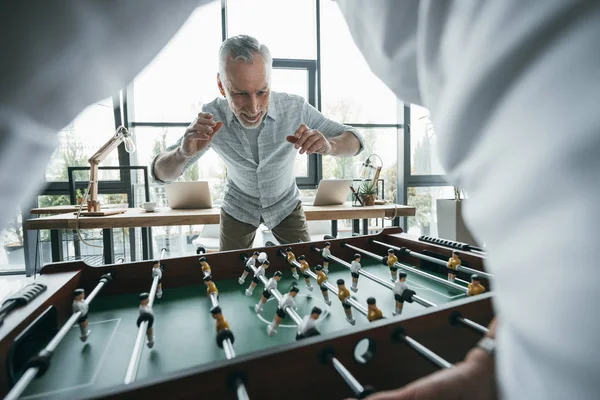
[0,227,493,400]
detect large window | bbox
[130,3,223,123]
[410,105,445,175]
[46,97,119,182]
[227,0,316,59]
[320,0,400,124]
[407,186,455,237]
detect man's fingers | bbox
[301,136,324,155]
[293,124,309,145]
[212,121,224,135]
[296,128,316,148]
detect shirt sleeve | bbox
[302,100,364,156]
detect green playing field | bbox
[18,256,467,399]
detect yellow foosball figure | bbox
[315,265,332,305]
[387,249,398,283]
[199,256,211,277]
[447,250,461,282]
[211,306,230,333]
[366,297,383,322]
[298,255,313,291]
[337,278,355,325]
[286,247,299,279]
[468,274,486,296]
[204,274,219,298]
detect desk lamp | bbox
[80,126,135,216]
[359,153,383,193]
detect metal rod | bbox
[402,335,453,369]
[292,259,368,316]
[159,248,167,260]
[372,240,493,280]
[5,277,111,400]
[412,295,436,308]
[248,260,303,326]
[124,274,159,385]
[456,277,470,285]
[236,378,250,400]
[331,356,366,395]
[4,367,38,400]
[222,338,236,360]
[321,246,439,310]
[458,316,489,334]
[456,265,492,279]
[395,261,467,293]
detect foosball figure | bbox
[246,259,270,296]
[199,256,211,277]
[239,251,259,284]
[255,271,282,313]
[393,272,408,315]
[387,249,398,282]
[285,247,300,279]
[366,297,384,322]
[152,260,164,299]
[337,279,355,325]
[315,265,332,306]
[210,306,230,333]
[321,242,331,274]
[138,292,155,348]
[350,253,362,292]
[72,288,90,342]
[447,250,461,282]
[204,274,219,298]
[297,255,313,291]
[296,306,322,340]
[468,274,486,296]
[267,286,300,336]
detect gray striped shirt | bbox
[153,91,364,228]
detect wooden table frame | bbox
[26,203,415,267]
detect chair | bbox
[192,224,221,253]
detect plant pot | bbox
[360,194,376,206]
[77,197,85,205]
[435,199,480,245]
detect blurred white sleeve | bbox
[0,0,212,227]
[338,0,600,399]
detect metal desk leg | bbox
[103,229,114,264]
[24,229,38,276]
[141,227,152,260]
[50,230,64,262]
[352,219,360,235]
[362,219,368,235]
[331,220,338,238]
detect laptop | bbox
[164,181,213,209]
[312,179,353,206]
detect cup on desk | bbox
[141,202,156,212]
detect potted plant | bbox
[358,180,377,206]
[76,189,86,205]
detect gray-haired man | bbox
[152,35,364,251]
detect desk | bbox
[26,203,415,264]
